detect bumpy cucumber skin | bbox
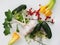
[12,4,27,14]
[30,23,42,38]
[41,21,52,39]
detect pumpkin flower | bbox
[40,0,56,17]
[8,32,20,45]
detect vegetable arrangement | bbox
[3,0,56,45]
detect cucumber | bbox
[30,23,42,38]
[41,21,52,39]
[12,4,27,14]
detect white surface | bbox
[0,0,60,45]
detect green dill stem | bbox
[16,25,19,32]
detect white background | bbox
[0,0,60,45]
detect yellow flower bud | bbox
[44,9,52,16]
[8,32,20,45]
[40,6,48,13]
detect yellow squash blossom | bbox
[40,0,56,17]
[8,32,20,45]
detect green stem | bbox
[47,0,53,6]
[16,25,19,32]
[47,0,56,9]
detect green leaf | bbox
[3,19,12,35]
[5,10,13,21]
[14,13,23,22]
[18,14,23,22]
[8,23,12,28]
[3,26,10,35]
[3,19,9,28]
[25,18,29,23]
[3,19,12,28]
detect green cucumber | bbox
[41,21,52,39]
[30,23,42,38]
[12,4,27,14]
